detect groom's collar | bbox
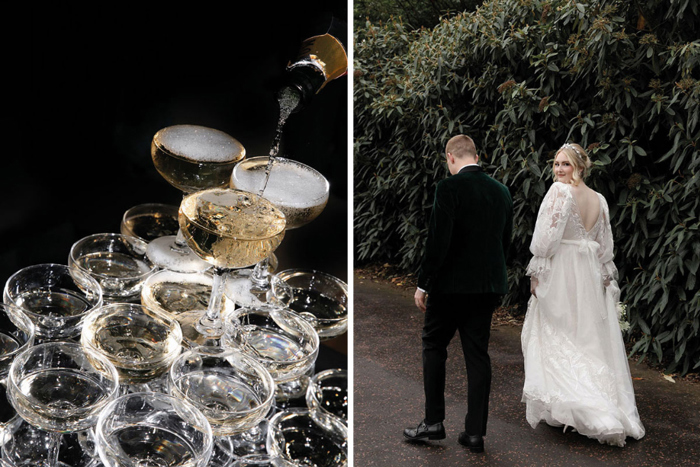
[457,164,481,174]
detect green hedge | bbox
[354,0,700,373]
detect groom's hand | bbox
[414,288,427,313]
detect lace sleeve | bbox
[595,194,618,283]
[526,182,571,280]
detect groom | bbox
[404,135,513,453]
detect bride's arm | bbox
[526,182,571,293]
[595,194,618,286]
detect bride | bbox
[521,143,645,447]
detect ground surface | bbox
[353,267,700,466]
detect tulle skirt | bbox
[521,242,645,447]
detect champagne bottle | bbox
[279,20,348,113]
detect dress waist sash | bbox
[559,239,606,319]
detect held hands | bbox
[414,288,427,313]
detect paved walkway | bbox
[353,272,700,466]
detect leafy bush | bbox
[354,0,700,373]
[353,0,482,31]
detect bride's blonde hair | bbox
[553,143,591,186]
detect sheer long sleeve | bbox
[595,194,618,283]
[526,182,572,281]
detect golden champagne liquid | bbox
[152,124,246,193]
[179,188,286,269]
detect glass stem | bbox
[205,268,226,324]
[174,192,188,248]
[250,258,271,292]
[173,228,188,248]
[47,432,61,467]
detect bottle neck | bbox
[281,66,326,113]
[281,33,347,112]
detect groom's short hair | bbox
[446,135,477,160]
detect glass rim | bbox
[68,233,157,279]
[0,303,35,356]
[8,341,120,419]
[3,262,104,322]
[276,268,348,293]
[267,407,347,442]
[168,346,276,419]
[224,306,320,365]
[152,124,246,165]
[80,302,183,368]
[94,391,214,462]
[232,156,330,204]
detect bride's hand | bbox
[530,277,538,297]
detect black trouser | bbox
[422,292,499,436]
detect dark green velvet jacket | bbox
[417,165,513,295]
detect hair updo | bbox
[554,143,591,186]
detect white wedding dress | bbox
[521,181,645,447]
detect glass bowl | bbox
[232,454,296,466]
[120,203,180,243]
[95,392,213,467]
[168,346,275,437]
[274,269,348,340]
[68,233,157,301]
[306,368,348,427]
[7,342,119,433]
[81,303,182,385]
[141,269,213,317]
[230,156,329,230]
[221,306,319,384]
[3,263,103,340]
[0,304,34,379]
[266,408,347,467]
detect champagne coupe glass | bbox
[0,305,34,382]
[147,124,246,273]
[232,454,295,467]
[120,203,180,243]
[94,392,213,467]
[266,408,347,467]
[3,419,100,467]
[4,263,103,341]
[68,233,157,304]
[274,269,348,340]
[176,187,286,347]
[221,306,319,408]
[168,346,275,463]
[81,303,182,393]
[305,369,347,427]
[6,342,119,467]
[141,269,214,318]
[227,156,329,308]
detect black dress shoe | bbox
[458,431,484,453]
[403,420,446,441]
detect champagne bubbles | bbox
[154,124,246,163]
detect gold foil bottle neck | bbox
[287,33,348,92]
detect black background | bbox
[3,5,348,362]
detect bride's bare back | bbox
[571,183,600,232]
